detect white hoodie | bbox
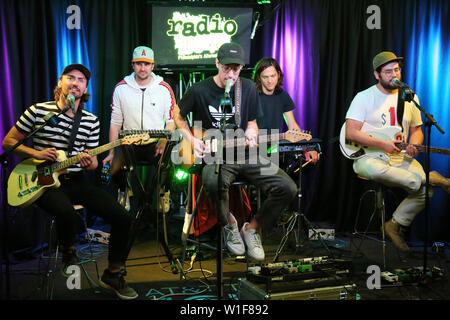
[110,72,175,130]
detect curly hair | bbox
[252,57,284,94]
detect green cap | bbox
[373,51,403,71]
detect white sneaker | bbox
[222,213,245,256]
[240,222,265,261]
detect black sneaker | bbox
[61,247,79,277]
[99,269,138,300]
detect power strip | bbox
[86,228,110,244]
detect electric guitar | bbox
[339,122,450,161]
[178,127,312,169]
[7,133,151,208]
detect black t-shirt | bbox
[179,76,262,132]
[257,91,295,131]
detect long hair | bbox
[253,57,284,94]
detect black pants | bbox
[201,163,297,231]
[36,172,133,264]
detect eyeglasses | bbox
[381,68,401,76]
[220,64,242,74]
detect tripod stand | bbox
[273,151,333,262]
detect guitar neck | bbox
[51,139,123,171]
[119,129,171,138]
[397,142,450,155]
[222,133,283,148]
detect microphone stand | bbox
[401,88,445,278]
[0,104,70,299]
[215,92,233,300]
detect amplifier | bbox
[238,278,358,300]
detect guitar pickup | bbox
[18,185,40,197]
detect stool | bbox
[39,204,100,299]
[351,175,387,269]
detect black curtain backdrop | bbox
[1,0,449,255]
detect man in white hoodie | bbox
[103,46,176,207]
[104,46,175,166]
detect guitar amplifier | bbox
[238,278,358,300]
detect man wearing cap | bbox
[174,42,297,261]
[345,51,430,252]
[103,45,175,217]
[104,46,175,166]
[2,64,139,299]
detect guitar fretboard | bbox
[396,142,450,155]
[50,139,123,171]
[119,129,171,138]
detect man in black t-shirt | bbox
[174,43,297,261]
[253,57,319,164]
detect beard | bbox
[379,77,398,91]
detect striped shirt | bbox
[15,101,100,172]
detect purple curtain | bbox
[263,0,319,134]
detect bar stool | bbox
[351,175,387,269]
[39,204,100,299]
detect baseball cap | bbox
[61,63,91,81]
[217,42,245,66]
[132,46,154,63]
[373,51,403,71]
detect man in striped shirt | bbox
[2,64,138,300]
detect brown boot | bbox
[429,171,450,194]
[383,220,410,252]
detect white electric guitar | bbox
[339,122,450,161]
[7,133,151,208]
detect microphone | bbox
[224,78,234,96]
[392,78,410,89]
[392,78,415,102]
[66,94,76,113]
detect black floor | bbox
[1,223,450,302]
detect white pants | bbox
[353,156,432,226]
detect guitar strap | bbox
[396,90,405,133]
[67,105,83,156]
[234,77,241,128]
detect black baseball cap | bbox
[217,42,245,65]
[61,63,91,81]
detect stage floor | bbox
[2,223,450,302]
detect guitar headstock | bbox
[284,129,312,142]
[122,133,151,145]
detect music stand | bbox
[272,139,333,262]
[120,138,179,274]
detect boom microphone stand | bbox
[0,104,71,299]
[400,86,445,276]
